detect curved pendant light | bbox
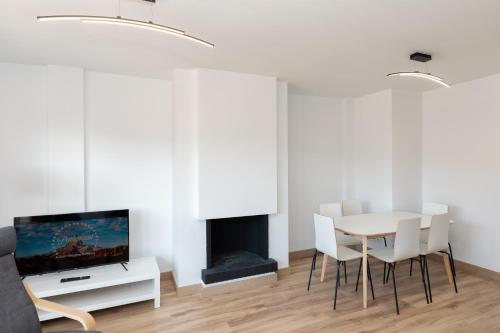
[387,52,450,87]
[37,14,214,48]
[387,71,451,88]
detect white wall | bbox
[47,65,85,213]
[423,73,500,272]
[343,90,393,213]
[0,64,86,222]
[342,89,422,214]
[391,90,422,212]
[288,89,422,250]
[85,71,173,272]
[0,63,173,272]
[288,94,344,251]
[4,58,499,279]
[0,63,48,225]
[196,69,278,220]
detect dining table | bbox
[320,211,455,309]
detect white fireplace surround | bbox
[196,69,278,220]
[172,69,289,287]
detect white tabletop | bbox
[334,211,433,237]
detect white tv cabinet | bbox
[24,256,161,321]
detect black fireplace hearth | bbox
[201,215,277,284]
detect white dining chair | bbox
[368,218,428,314]
[320,203,362,247]
[308,214,374,309]
[422,202,449,215]
[320,203,362,285]
[342,199,388,247]
[412,202,457,283]
[341,199,363,216]
[419,214,458,302]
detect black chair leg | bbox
[448,253,458,293]
[367,259,375,300]
[424,256,433,303]
[344,261,347,284]
[391,263,400,315]
[410,258,413,276]
[355,258,362,292]
[385,262,394,284]
[419,255,429,304]
[448,243,457,277]
[334,260,341,310]
[383,236,387,247]
[307,250,318,291]
[338,261,342,285]
[383,262,386,285]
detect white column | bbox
[269,81,289,269]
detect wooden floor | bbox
[43,255,500,333]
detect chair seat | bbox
[337,245,363,262]
[368,247,395,263]
[336,231,362,246]
[419,242,447,255]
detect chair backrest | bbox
[313,214,338,259]
[422,202,448,215]
[426,214,450,253]
[0,227,42,333]
[342,200,363,216]
[319,203,342,218]
[393,218,421,262]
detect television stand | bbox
[24,257,160,321]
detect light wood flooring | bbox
[43,255,500,333]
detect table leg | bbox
[362,236,368,309]
[442,253,453,284]
[320,254,328,282]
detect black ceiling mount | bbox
[143,0,156,2]
[410,52,432,63]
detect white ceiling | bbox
[1,0,500,97]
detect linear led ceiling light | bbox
[37,0,214,48]
[387,52,450,87]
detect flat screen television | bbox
[14,209,129,276]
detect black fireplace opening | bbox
[201,215,278,284]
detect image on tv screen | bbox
[15,210,129,276]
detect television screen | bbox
[14,210,129,276]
